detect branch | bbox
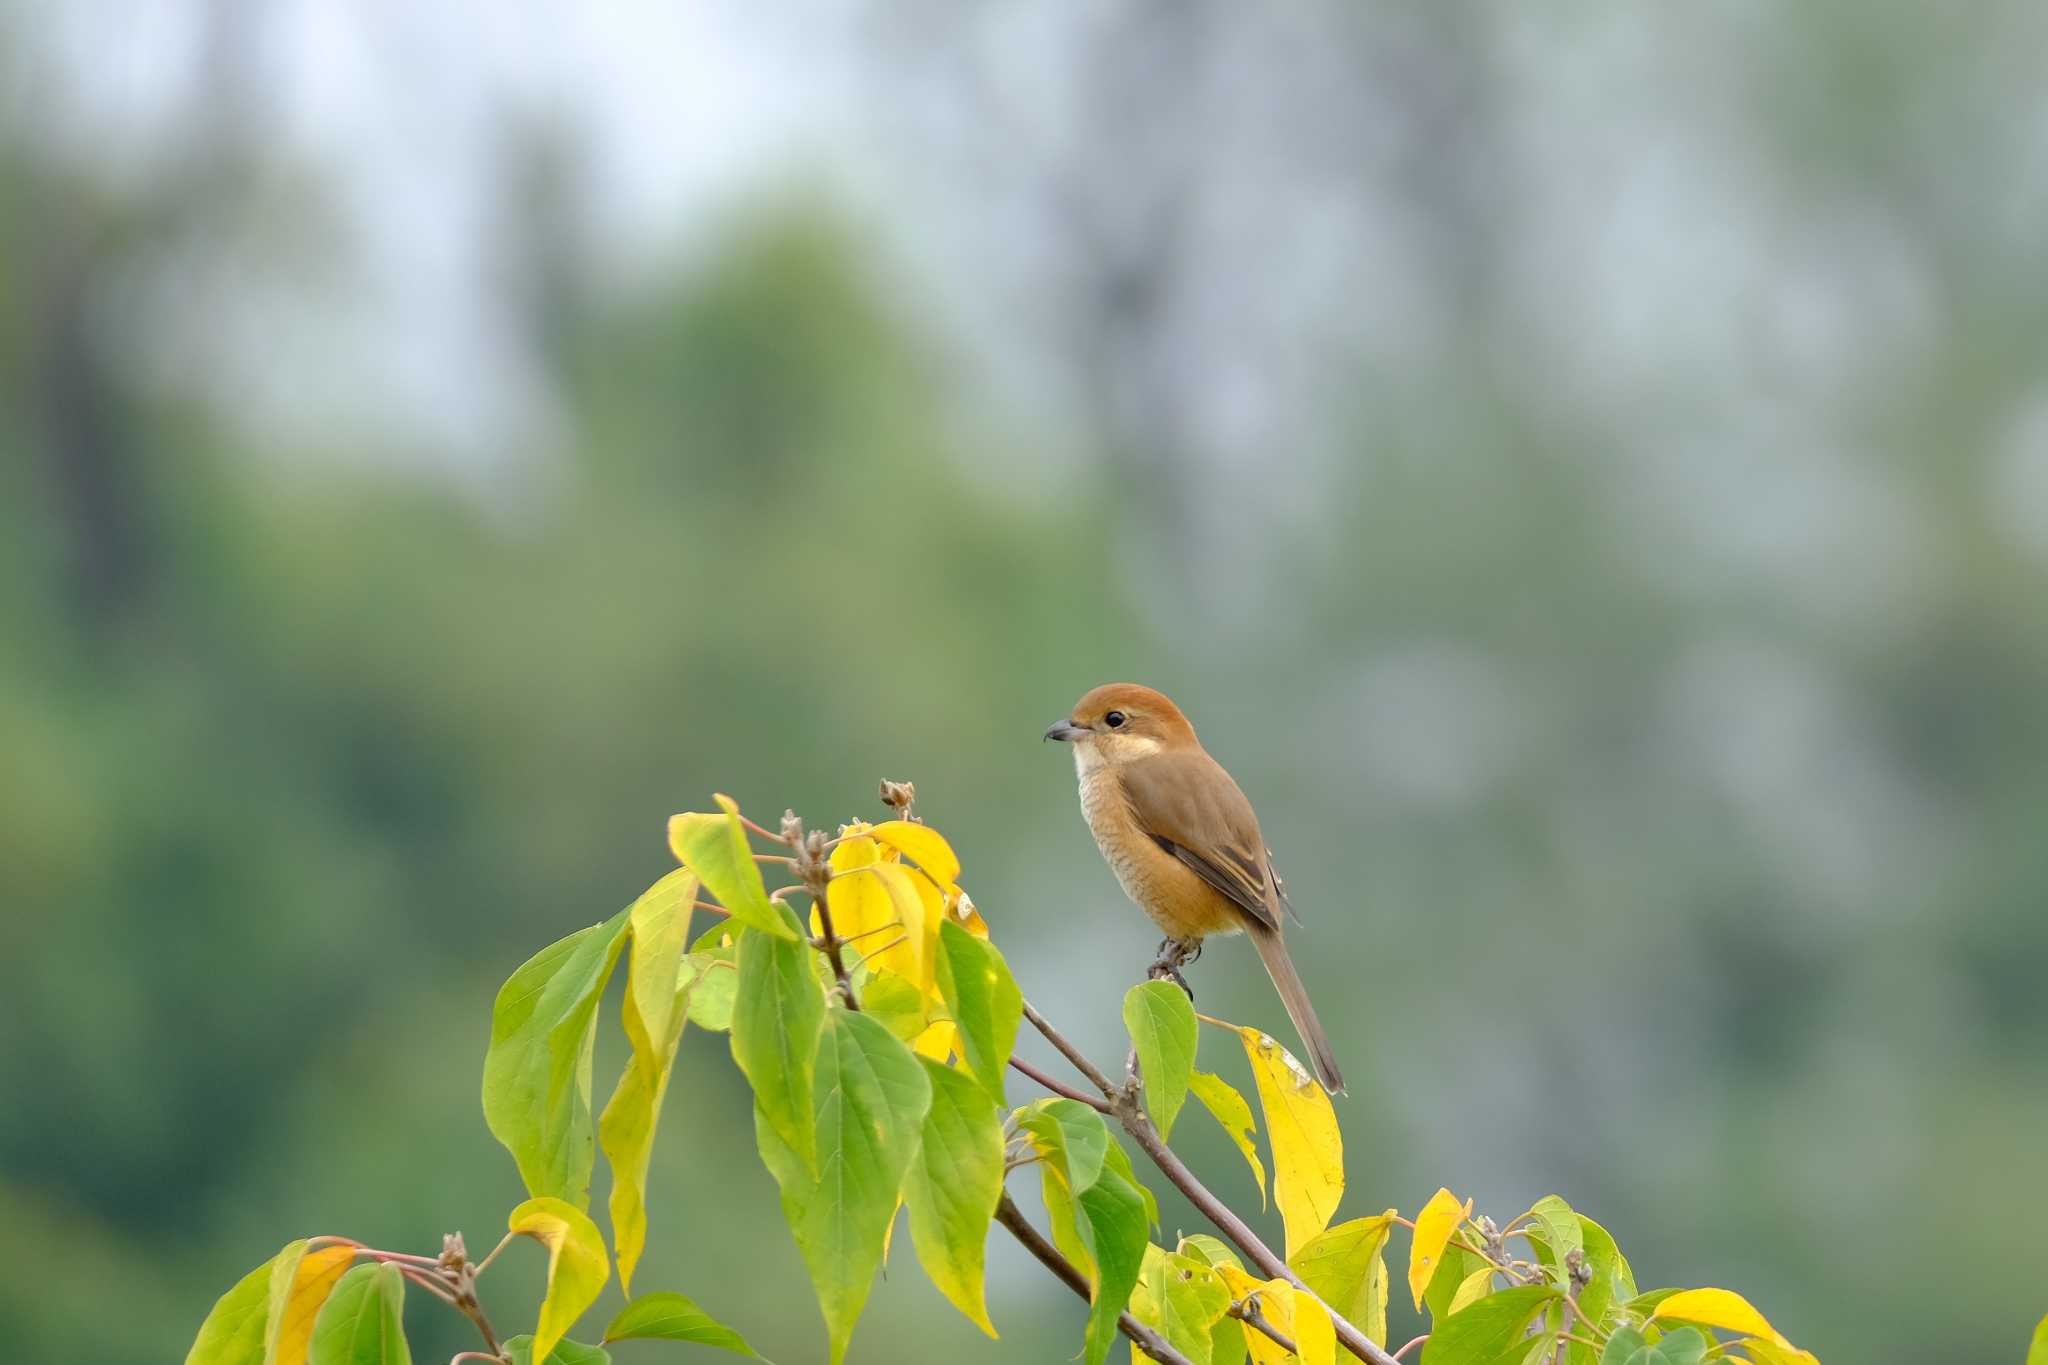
[993,1195,1195,1365]
[1020,990,1399,1365]
[1228,1298,1299,1355]
[1020,998,1119,1099]
[1010,1054,1114,1114]
[1117,1099,1400,1365]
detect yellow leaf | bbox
[2029,1312,2048,1365]
[1187,1070,1266,1207]
[1407,1187,1473,1311]
[822,855,894,951]
[264,1244,355,1365]
[911,1016,957,1061]
[868,820,961,887]
[509,1196,611,1364]
[851,862,935,992]
[1236,1027,1343,1257]
[1745,1343,1822,1365]
[1446,1264,1495,1315]
[1293,1291,1335,1365]
[1654,1288,1792,1347]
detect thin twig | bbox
[738,814,788,845]
[1010,1055,1114,1113]
[449,1354,505,1364]
[993,1195,1195,1365]
[1019,998,1120,1098]
[397,1266,459,1307]
[1393,1334,1428,1361]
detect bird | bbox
[1044,682,1344,1093]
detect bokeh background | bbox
[7,3,2048,1362]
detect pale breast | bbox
[1077,766,1241,941]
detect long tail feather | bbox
[1245,924,1345,1094]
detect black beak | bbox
[1043,720,1088,742]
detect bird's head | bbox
[1044,683,1198,770]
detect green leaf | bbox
[1017,1097,1111,1195]
[187,1243,296,1365]
[1186,1071,1266,1207]
[860,970,928,1043]
[307,1265,409,1365]
[1598,1327,1645,1365]
[1655,1328,1707,1365]
[1100,1133,1160,1231]
[1075,1164,1150,1365]
[1570,1216,1633,1355]
[1145,1246,1232,1365]
[755,1008,933,1365]
[1290,1213,1396,1349]
[903,1058,1005,1336]
[1122,981,1197,1141]
[1177,1235,1243,1272]
[603,1292,764,1358]
[504,1336,612,1365]
[667,800,801,940]
[599,870,698,1294]
[935,919,1022,1103]
[730,927,826,1175]
[1420,1284,1558,1365]
[2031,1313,2048,1365]
[483,909,632,1206]
[681,933,742,1032]
[1424,1240,1490,1329]
[1526,1197,1583,1292]
[509,1197,612,1365]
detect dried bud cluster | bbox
[879,778,916,817]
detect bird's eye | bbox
[1104,710,1127,729]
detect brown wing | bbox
[1119,748,1282,933]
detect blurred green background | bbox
[6,3,2048,1362]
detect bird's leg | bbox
[1146,937,1200,1001]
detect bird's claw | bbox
[1146,938,1199,1001]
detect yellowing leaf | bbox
[667,799,799,941]
[1653,1289,1793,1347]
[1236,1027,1342,1257]
[868,820,961,887]
[266,1245,357,1365]
[2030,1313,2048,1365]
[911,1016,957,1060]
[599,870,697,1293]
[509,1197,611,1365]
[1446,1265,1495,1315]
[1186,1071,1266,1208]
[1407,1187,1472,1311]
[1289,1213,1395,1348]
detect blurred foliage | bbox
[7,4,2048,1364]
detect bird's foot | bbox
[1146,937,1200,1001]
